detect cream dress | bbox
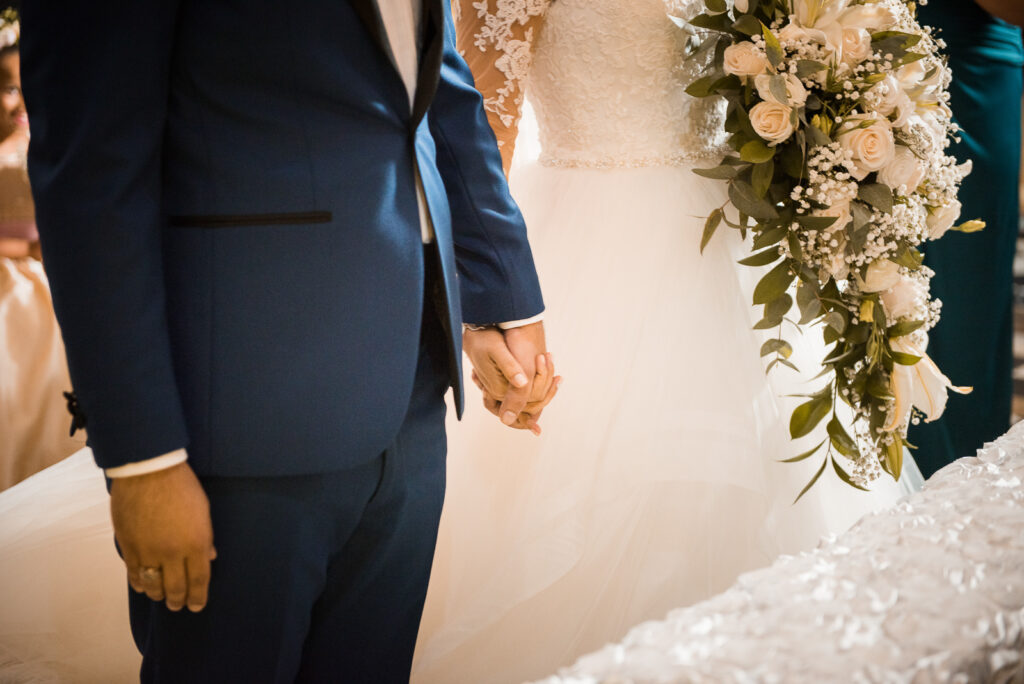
[412,1,922,682]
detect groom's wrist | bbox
[105,448,189,478]
[463,312,545,333]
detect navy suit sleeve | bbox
[428,2,545,325]
[21,1,189,468]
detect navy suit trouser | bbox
[128,273,451,683]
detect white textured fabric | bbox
[104,448,188,478]
[533,421,1024,684]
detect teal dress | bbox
[913,1,1023,476]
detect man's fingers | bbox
[122,548,145,594]
[185,553,212,613]
[490,343,530,391]
[498,383,531,426]
[482,394,500,416]
[162,560,188,612]
[138,562,165,602]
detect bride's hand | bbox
[473,353,562,435]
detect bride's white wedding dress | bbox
[412,1,921,682]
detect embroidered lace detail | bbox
[539,146,729,170]
[528,0,728,169]
[466,0,552,128]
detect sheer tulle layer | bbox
[413,162,915,684]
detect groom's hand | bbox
[110,462,217,613]
[464,321,557,432]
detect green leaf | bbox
[831,457,870,491]
[738,247,782,267]
[796,60,826,79]
[685,75,718,98]
[690,12,735,31]
[705,0,727,13]
[779,439,826,463]
[786,231,803,262]
[826,415,859,458]
[795,215,838,231]
[793,457,829,503]
[790,389,833,439]
[740,140,776,164]
[824,311,846,334]
[866,371,894,400]
[857,183,894,213]
[700,209,723,254]
[753,260,796,305]
[754,315,784,330]
[891,350,921,366]
[882,438,903,480]
[729,180,779,219]
[887,319,924,339]
[765,292,794,322]
[693,164,742,180]
[752,225,788,250]
[751,158,774,198]
[776,357,800,372]
[761,22,784,67]
[892,247,924,270]
[780,141,806,179]
[805,121,832,147]
[768,74,790,105]
[732,14,761,34]
[797,281,822,324]
[761,338,793,358]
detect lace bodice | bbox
[456,0,728,170]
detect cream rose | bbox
[838,116,895,180]
[859,259,901,293]
[878,146,925,193]
[754,73,808,108]
[926,199,962,240]
[839,4,896,31]
[881,274,926,322]
[723,42,770,80]
[749,101,796,145]
[840,27,872,66]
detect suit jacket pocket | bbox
[168,211,332,228]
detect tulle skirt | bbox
[411,159,921,684]
[0,256,82,492]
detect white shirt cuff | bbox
[497,312,545,330]
[104,448,188,478]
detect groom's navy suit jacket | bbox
[22,0,544,475]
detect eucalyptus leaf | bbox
[778,439,826,463]
[826,416,858,458]
[824,311,846,334]
[740,140,776,164]
[729,180,779,219]
[797,281,822,323]
[754,315,785,330]
[776,357,800,372]
[891,350,922,366]
[795,215,838,231]
[705,0,727,13]
[752,158,774,197]
[752,225,788,249]
[790,390,833,439]
[769,74,790,105]
[753,260,795,305]
[738,247,782,267]
[685,75,718,98]
[732,14,761,34]
[765,292,794,322]
[793,456,829,503]
[786,231,803,261]
[851,201,873,230]
[857,183,894,213]
[796,60,826,79]
[831,457,870,491]
[701,209,723,254]
[892,247,924,270]
[887,319,924,339]
[761,22,784,67]
[693,164,741,180]
[866,372,894,400]
[761,338,793,358]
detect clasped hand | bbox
[463,322,561,434]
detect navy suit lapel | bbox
[411,0,444,126]
[349,0,400,74]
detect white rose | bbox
[794,0,849,28]
[754,73,808,107]
[881,274,926,322]
[891,91,915,129]
[869,75,902,115]
[839,4,897,31]
[878,146,925,194]
[860,259,901,293]
[926,199,962,240]
[723,42,770,80]
[734,0,749,12]
[749,101,796,145]
[838,116,895,180]
[840,27,872,66]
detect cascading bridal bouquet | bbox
[683,0,981,498]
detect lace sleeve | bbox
[453,0,551,174]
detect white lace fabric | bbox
[455,0,729,171]
[533,422,1024,683]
